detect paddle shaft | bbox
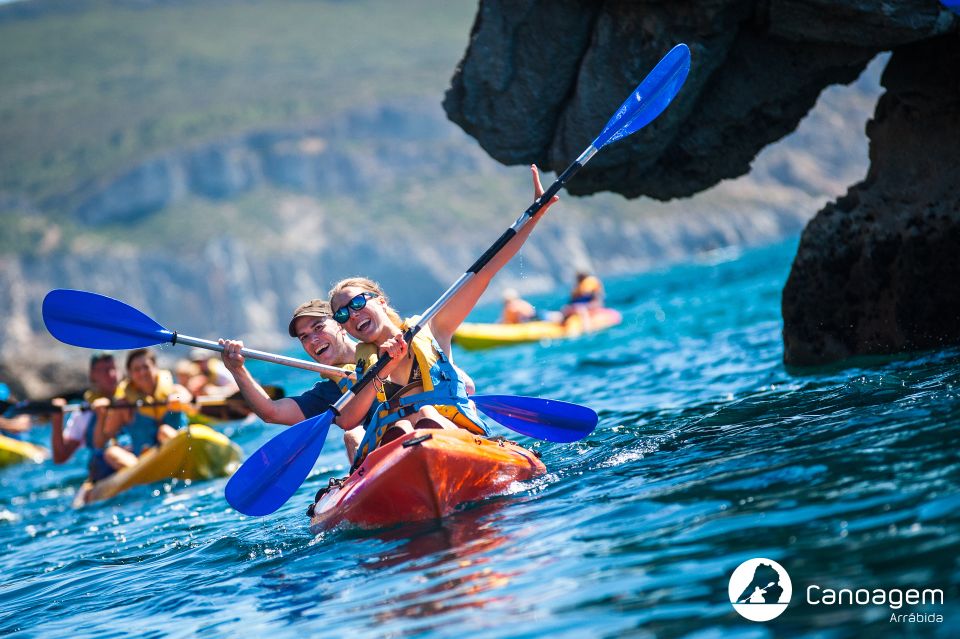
[223,44,688,516]
[8,395,254,416]
[332,145,599,410]
[170,334,353,380]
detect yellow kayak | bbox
[0,434,49,468]
[73,424,242,507]
[453,308,623,351]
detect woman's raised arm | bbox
[429,165,558,349]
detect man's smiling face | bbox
[294,316,341,365]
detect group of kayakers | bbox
[499,271,606,325]
[8,165,594,496]
[217,165,559,470]
[4,347,239,485]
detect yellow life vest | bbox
[83,388,110,403]
[115,369,178,420]
[114,369,188,454]
[328,363,356,395]
[354,324,486,435]
[571,275,602,300]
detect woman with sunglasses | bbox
[330,165,559,462]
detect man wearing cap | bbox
[218,299,365,461]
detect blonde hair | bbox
[328,277,403,328]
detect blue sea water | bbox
[1,237,958,638]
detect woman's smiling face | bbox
[331,286,389,343]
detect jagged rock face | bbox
[75,157,188,225]
[445,0,960,364]
[444,0,952,200]
[783,36,960,365]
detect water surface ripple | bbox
[2,240,958,637]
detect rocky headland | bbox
[444,0,960,366]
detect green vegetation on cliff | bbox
[0,0,475,203]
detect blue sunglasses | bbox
[333,292,379,324]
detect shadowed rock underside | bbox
[444,0,960,365]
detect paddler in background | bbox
[49,352,129,480]
[97,348,192,459]
[330,164,559,463]
[218,299,366,461]
[181,348,240,398]
[499,288,538,324]
[174,359,202,392]
[561,270,605,328]
[0,382,31,438]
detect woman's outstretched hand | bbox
[532,164,559,214]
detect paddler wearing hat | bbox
[218,299,367,462]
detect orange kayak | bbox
[308,429,546,533]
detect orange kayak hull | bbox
[308,430,546,533]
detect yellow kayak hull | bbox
[453,308,622,351]
[74,424,242,507]
[0,434,49,467]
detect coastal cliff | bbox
[0,96,820,396]
[444,0,960,365]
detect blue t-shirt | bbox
[292,379,342,419]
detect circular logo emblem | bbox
[728,558,792,622]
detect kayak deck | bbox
[453,307,622,350]
[309,429,546,533]
[74,424,242,507]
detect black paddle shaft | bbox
[466,159,585,275]
[334,158,590,408]
[330,325,422,410]
[333,152,596,410]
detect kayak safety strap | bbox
[171,332,178,345]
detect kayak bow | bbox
[308,429,545,533]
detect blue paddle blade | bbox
[592,43,691,149]
[43,289,175,349]
[471,394,598,443]
[224,411,333,516]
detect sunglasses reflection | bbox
[333,292,378,324]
